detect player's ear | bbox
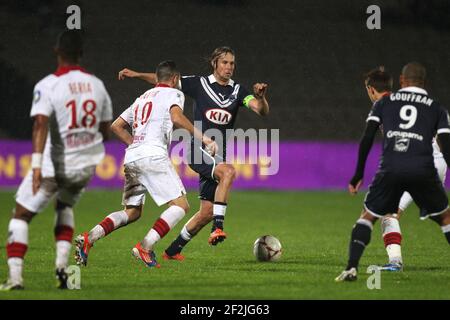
[173,74,180,87]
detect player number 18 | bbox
[66,99,97,129]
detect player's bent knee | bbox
[180,203,190,213]
[55,199,71,210]
[13,203,36,223]
[215,164,236,182]
[199,205,214,222]
[360,210,378,223]
[429,211,450,226]
[443,215,450,226]
[223,165,236,181]
[125,205,142,222]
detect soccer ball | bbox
[253,235,282,262]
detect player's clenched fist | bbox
[253,83,268,98]
[118,68,140,80]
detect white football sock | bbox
[381,217,403,264]
[160,206,185,228]
[180,225,193,241]
[386,244,402,264]
[55,241,72,269]
[55,207,74,269]
[142,229,161,251]
[6,219,29,284]
[142,206,185,250]
[55,206,74,228]
[213,203,227,218]
[7,258,23,285]
[398,192,413,212]
[89,225,105,243]
[8,218,28,244]
[89,211,129,243]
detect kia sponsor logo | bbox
[205,108,232,125]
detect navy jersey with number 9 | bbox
[367,87,450,174]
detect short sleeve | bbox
[436,105,450,135]
[119,106,134,127]
[237,85,254,109]
[179,75,199,97]
[101,88,113,122]
[30,83,53,117]
[366,100,383,123]
[169,90,185,111]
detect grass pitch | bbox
[0,190,449,300]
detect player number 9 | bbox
[399,105,417,130]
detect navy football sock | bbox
[212,217,224,231]
[165,226,192,256]
[346,219,373,270]
[212,202,227,231]
[165,235,189,256]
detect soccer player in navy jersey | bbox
[364,67,448,272]
[336,62,450,282]
[118,47,269,260]
[363,67,406,271]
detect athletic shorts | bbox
[187,145,223,202]
[15,166,96,213]
[122,156,186,207]
[398,156,447,214]
[364,170,449,218]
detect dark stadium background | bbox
[2,1,450,302]
[1,0,449,141]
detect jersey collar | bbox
[398,86,428,95]
[208,74,235,87]
[54,65,88,76]
[155,83,171,88]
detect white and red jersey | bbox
[120,84,185,164]
[30,65,113,176]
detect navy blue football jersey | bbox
[367,87,450,174]
[180,74,254,158]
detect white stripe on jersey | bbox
[437,128,450,134]
[200,77,240,108]
[366,116,380,123]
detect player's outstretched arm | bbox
[248,83,269,116]
[348,120,379,195]
[170,105,218,156]
[118,68,157,84]
[111,117,133,145]
[31,114,49,195]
